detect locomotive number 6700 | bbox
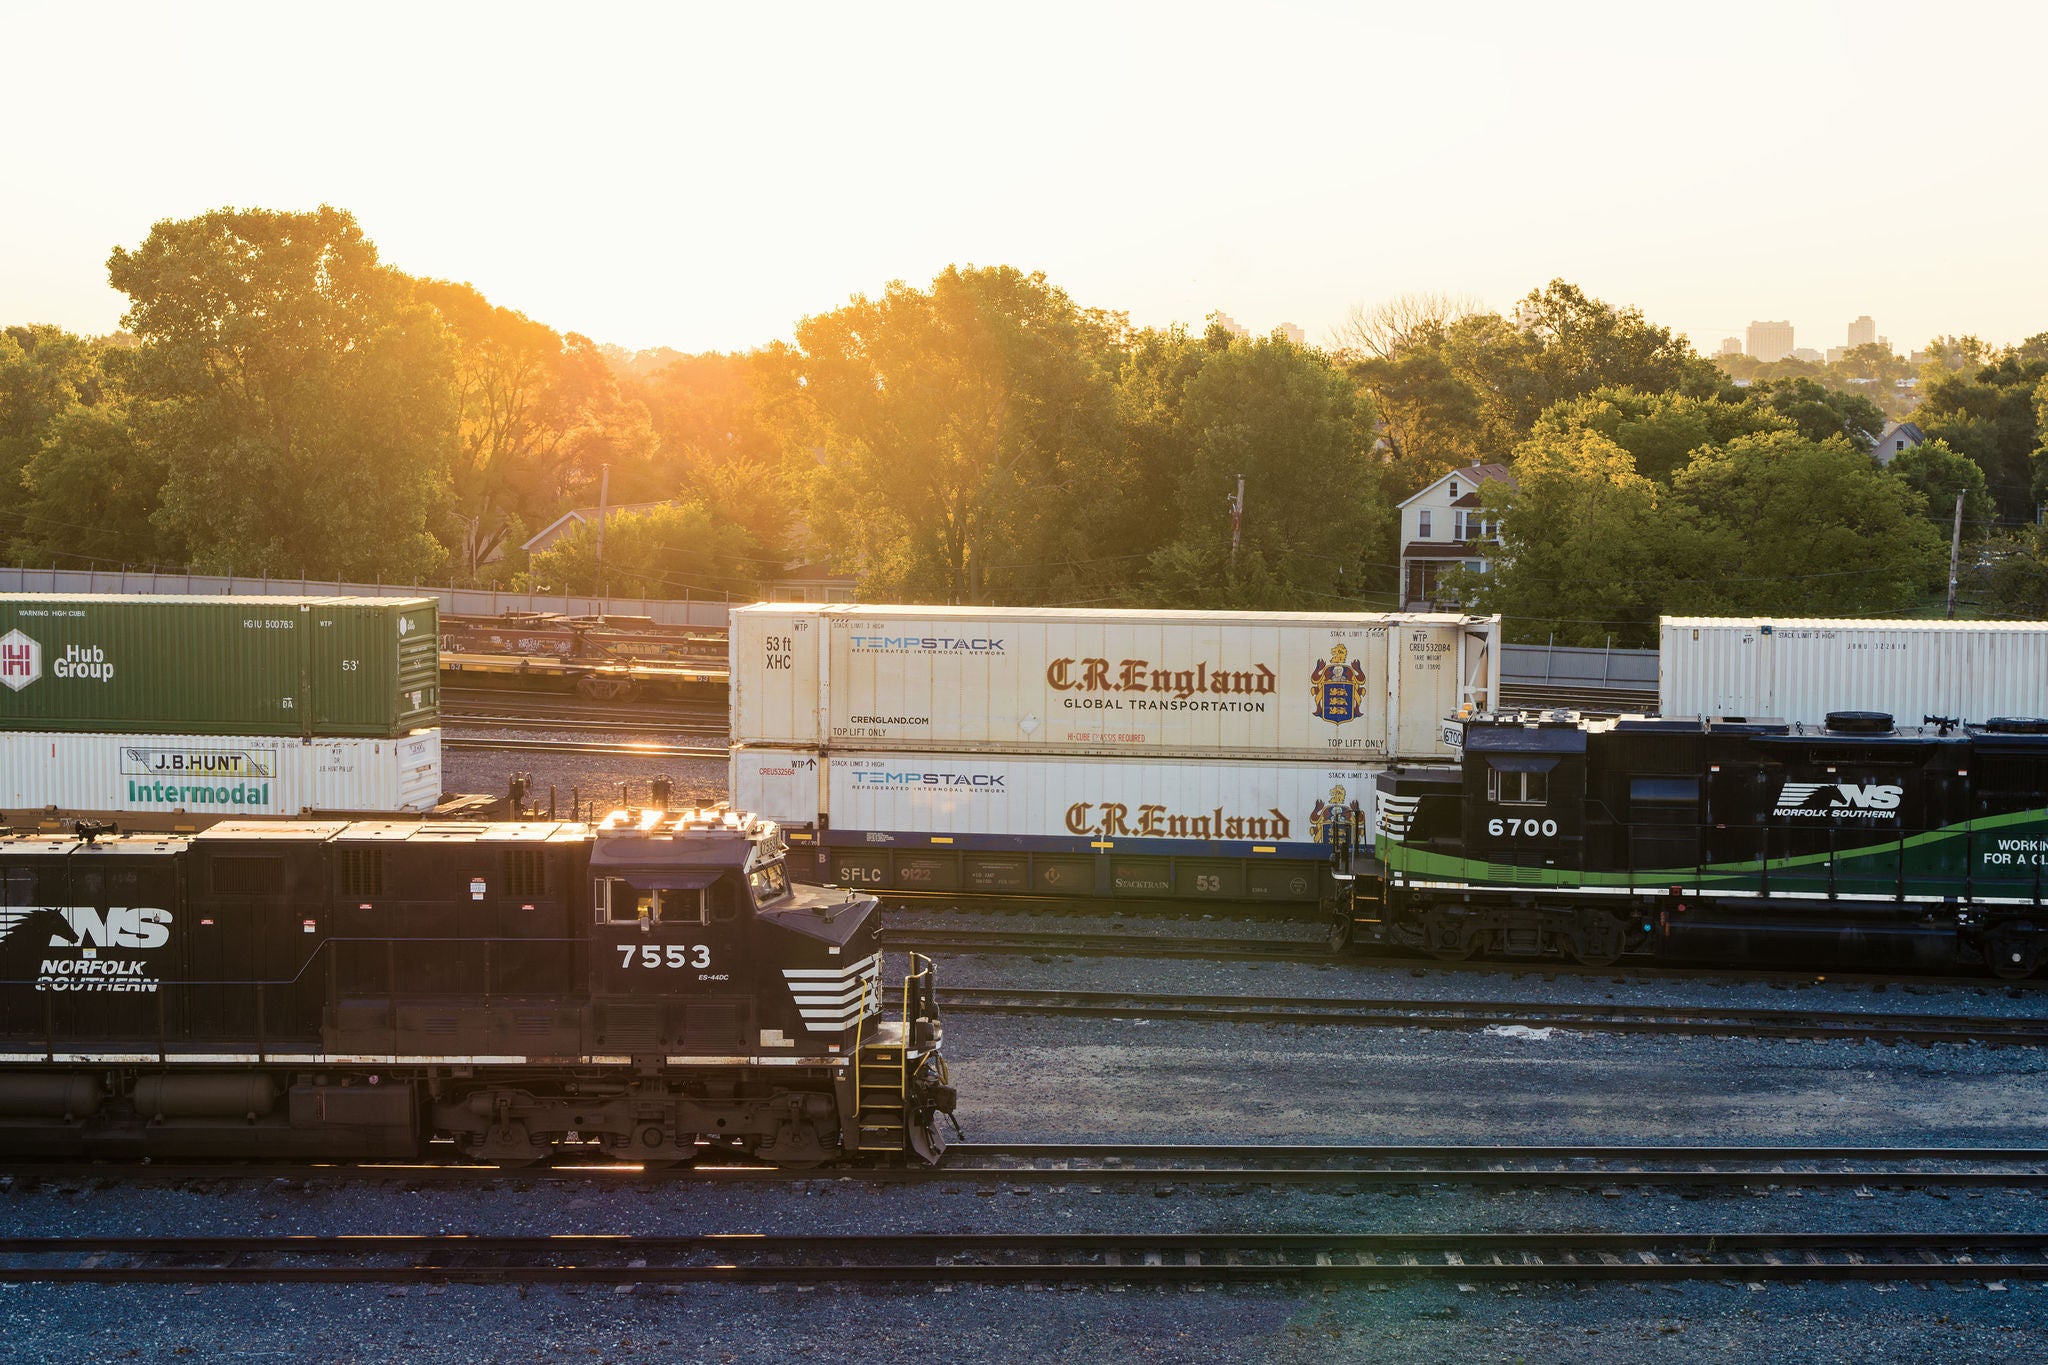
[1488,817,1558,837]
[617,943,713,969]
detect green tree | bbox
[1453,427,1670,646]
[1138,329,1391,609]
[1336,294,1490,487]
[0,327,130,554]
[1663,433,1944,616]
[413,279,576,580]
[1529,387,1792,483]
[1739,376,1886,447]
[519,501,762,598]
[1984,524,2048,615]
[1347,280,1719,465]
[106,205,457,579]
[1911,340,2048,520]
[785,265,1125,603]
[1888,437,1993,546]
[13,401,175,568]
[1510,279,1721,405]
[626,348,809,571]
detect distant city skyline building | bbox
[1791,347,1823,364]
[1212,312,1249,339]
[1718,336,1742,357]
[1746,320,1795,362]
[1848,315,1877,348]
[1277,321,1305,345]
[1826,346,1846,364]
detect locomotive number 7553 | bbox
[617,944,713,969]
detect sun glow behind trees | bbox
[2,206,2045,637]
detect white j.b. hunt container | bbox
[730,604,1499,762]
[1660,618,2048,724]
[731,746,1383,858]
[0,729,443,817]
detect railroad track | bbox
[882,918,2048,993]
[933,985,2048,1044]
[10,1144,2048,1189]
[444,713,727,736]
[883,927,1331,962]
[440,736,729,758]
[6,1231,2046,1285]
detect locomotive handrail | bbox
[903,952,937,1032]
[848,970,879,1121]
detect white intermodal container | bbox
[730,604,1500,761]
[0,729,442,817]
[731,745,1384,858]
[729,746,826,828]
[1660,618,2048,725]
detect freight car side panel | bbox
[827,753,1383,858]
[1660,617,2048,726]
[0,730,443,816]
[728,604,1499,762]
[729,607,824,746]
[0,595,438,738]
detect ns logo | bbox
[1773,782,1903,814]
[0,906,172,951]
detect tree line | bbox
[3,205,2044,642]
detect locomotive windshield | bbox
[749,860,790,906]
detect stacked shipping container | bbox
[0,594,443,817]
[729,605,1500,903]
[1660,617,2048,725]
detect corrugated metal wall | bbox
[0,729,441,816]
[733,746,1379,852]
[1661,618,2048,723]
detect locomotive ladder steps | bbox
[855,1041,909,1152]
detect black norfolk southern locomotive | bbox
[1332,710,2048,978]
[0,808,955,1165]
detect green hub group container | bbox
[0,595,439,738]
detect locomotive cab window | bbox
[749,862,789,906]
[1487,768,1549,806]
[596,877,708,926]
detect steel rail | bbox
[9,1144,2048,1188]
[883,928,1331,963]
[5,1231,2047,1284]
[933,986,2048,1044]
[884,914,2047,992]
[444,714,728,735]
[439,737,729,758]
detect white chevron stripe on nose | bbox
[782,952,882,1033]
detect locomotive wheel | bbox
[1569,911,1624,968]
[1423,921,1479,961]
[1986,923,2044,980]
[1326,914,1355,952]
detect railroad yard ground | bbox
[103,746,2018,1360]
[6,938,2048,1362]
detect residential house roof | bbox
[521,501,672,555]
[1396,462,1515,509]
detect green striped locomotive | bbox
[1338,710,2048,978]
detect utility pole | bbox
[1228,473,1245,567]
[595,462,610,602]
[1946,489,1965,619]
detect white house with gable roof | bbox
[1397,462,1515,611]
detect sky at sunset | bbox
[4,0,2045,358]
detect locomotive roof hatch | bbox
[0,830,190,856]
